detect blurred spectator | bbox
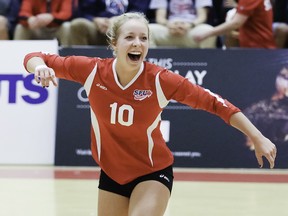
[69,0,151,46]
[194,0,276,49]
[222,0,239,48]
[211,0,237,26]
[0,0,21,40]
[148,0,217,48]
[272,0,288,48]
[209,0,238,48]
[13,0,73,46]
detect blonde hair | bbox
[106,12,149,55]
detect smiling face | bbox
[115,19,149,66]
[107,13,150,72]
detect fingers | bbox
[50,71,58,87]
[263,154,275,169]
[42,69,50,87]
[266,144,277,169]
[34,69,40,83]
[256,153,263,168]
[34,65,57,87]
[256,144,277,169]
[35,65,49,86]
[268,155,275,169]
[256,155,274,169]
[47,68,58,87]
[272,146,277,160]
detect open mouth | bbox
[128,52,141,61]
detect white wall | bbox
[0,40,58,164]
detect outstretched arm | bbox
[26,56,58,88]
[193,13,248,42]
[229,112,277,168]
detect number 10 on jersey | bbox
[110,102,134,126]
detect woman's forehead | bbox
[120,19,148,34]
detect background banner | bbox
[0,40,58,164]
[55,47,288,168]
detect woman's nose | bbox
[132,38,141,47]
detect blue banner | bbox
[55,47,288,168]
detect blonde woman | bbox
[23,12,276,216]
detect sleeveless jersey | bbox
[24,52,240,184]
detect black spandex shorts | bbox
[98,165,174,198]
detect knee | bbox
[275,24,288,35]
[13,24,28,39]
[148,24,168,46]
[0,16,8,31]
[191,24,217,48]
[70,18,89,30]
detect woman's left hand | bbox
[253,136,277,169]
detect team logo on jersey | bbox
[133,89,152,101]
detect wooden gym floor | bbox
[0,166,288,216]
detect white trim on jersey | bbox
[84,64,97,95]
[83,63,102,160]
[91,110,101,161]
[155,71,169,108]
[145,71,170,166]
[112,59,144,90]
[204,88,228,107]
[147,113,162,167]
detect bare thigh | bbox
[98,189,129,216]
[128,180,171,216]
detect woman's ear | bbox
[111,39,117,49]
[111,40,117,53]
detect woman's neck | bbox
[115,62,141,87]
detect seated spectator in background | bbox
[222,0,239,48]
[272,0,288,48]
[69,0,151,46]
[13,0,73,46]
[148,0,217,48]
[193,0,276,48]
[0,0,20,40]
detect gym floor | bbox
[0,166,287,216]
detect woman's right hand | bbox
[34,65,58,87]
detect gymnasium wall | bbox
[1,41,287,168]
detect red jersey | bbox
[18,0,72,28]
[237,0,276,48]
[24,52,240,184]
